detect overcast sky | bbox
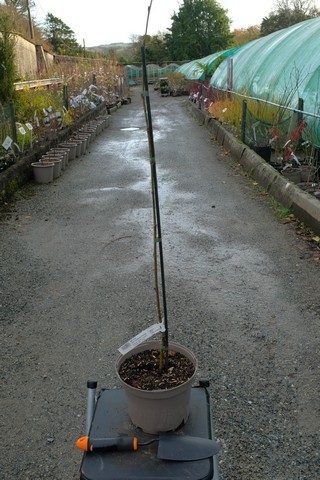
[32,0,319,47]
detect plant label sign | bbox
[118,322,166,355]
[25,123,33,131]
[2,136,13,150]
[18,126,26,135]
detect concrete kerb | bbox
[223,130,246,162]
[185,100,320,235]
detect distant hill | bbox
[87,42,132,54]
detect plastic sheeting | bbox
[175,47,240,80]
[210,17,320,116]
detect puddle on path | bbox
[99,186,125,191]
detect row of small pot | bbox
[31,115,109,184]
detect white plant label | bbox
[18,126,26,135]
[34,112,40,127]
[25,123,33,131]
[2,136,13,150]
[118,322,166,355]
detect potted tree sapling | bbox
[115,15,197,435]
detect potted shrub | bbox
[115,45,198,434]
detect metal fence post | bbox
[298,97,304,123]
[9,100,17,144]
[63,85,69,110]
[241,100,247,144]
[227,58,233,99]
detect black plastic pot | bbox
[253,145,272,162]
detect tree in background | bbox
[260,0,320,36]
[0,1,45,43]
[166,0,232,61]
[44,13,81,56]
[0,13,16,103]
[145,33,170,64]
[231,26,260,47]
[2,0,35,15]
[130,33,170,64]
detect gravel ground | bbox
[0,87,319,479]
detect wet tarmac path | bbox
[0,87,319,479]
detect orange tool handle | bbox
[76,436,139,452]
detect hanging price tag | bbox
[118,322,166,355]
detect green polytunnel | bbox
[125,63,180,83]
[175,47,241,80]
[210,17,320,117]
[125,65,141,78]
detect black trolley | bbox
[78,380,219,480]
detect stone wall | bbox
[13,34,54,78]
[12,34,119,79]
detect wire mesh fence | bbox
[189,83,320,186]
[125,64,179,84]
[0,102,16,149]
[240,96,320,180]
[0,102,17,172]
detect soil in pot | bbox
[118,349,195,390]
[282,168,301,184]
[116,342,197,433]
[270,161,283,173]
[300,165,316,183]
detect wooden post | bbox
[26,0,34,39]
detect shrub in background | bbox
[0,14,16,104]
